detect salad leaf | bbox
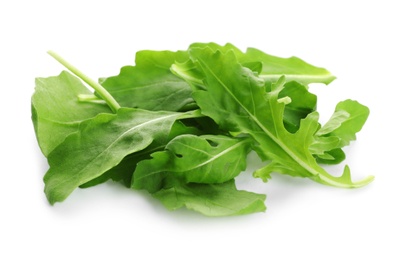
[311,99,370,164]
[80,121,202,188]
[32,43,373,217]
[178,47,373,188]
[316,99,370,145]
[153,179,266,217]
[44,108,199,204]
[32,71,111,156]
[278,81,317,133]
[242,47,336,85]
[188,42,336,85]
[100,50,193,111]
[132,134,252,193]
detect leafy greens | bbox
[31,43,373,217]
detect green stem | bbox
[47,50,121,113]
[178,102,199,112]
[78,94,106,105]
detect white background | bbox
[1,0,396,259]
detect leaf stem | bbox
[47,51,121,113]
[77,94,107,105]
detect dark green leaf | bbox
[183,47,373,188]
[315,148,346,165]
[279,81,317,133]
[80,121,202,188]
[132,134,252,193]
[44,108,196,204]
[153,179,266,217]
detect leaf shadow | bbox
[235,152,316,211]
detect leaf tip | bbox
[342,165,374,188]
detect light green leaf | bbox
[44,108,196,204]
[317,99,370,145]
[132,134,252,193]
[153,179,266,217]
[185,47,373,188]
[188,42,335,85]
[100,50,193,111]
[244,47,336,85]
[171,42,335,95]
[310,99,370,163]
[32,71,111,156]
[309,136,341,156]
[316,110,350,136]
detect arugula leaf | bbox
[188,42,335,85]
[242,47,336,85]
[80,121,202,188]
[132,134,252,193]
[311,99,370,164]
[171,60,317,135]
[32,44,372,217]
[171,42,336,97]
[44,108,198,204]
[100,50,194,111]
[32,71,111,156]
[171,43,326,134]
[278,81,317,133]
[47,51,121,112]
[153,179,266,217]
[316,99,369,144]
[182,47,373,188]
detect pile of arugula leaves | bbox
[32,43,374,217]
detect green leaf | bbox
[243,47,336,85]
[44,108,197,204]
[132,134,252,193]
[310,99,370,163]
[317,99,370,145]
[179,112,229,135]
[79,154,138,189]
[187,42,335,85]
[278,81,317,133]
[171,42,335,96]
[47,51,121,113]
[317,110,351,136]
[80,121,202,188]
[32,45,373,217]
[100,50,193,111]
[315,148,346,165]
[185,47,373,188]
[171,43,327,134]
[309,136,341,157]
[153,179,266,217]
[32,71,111,156]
